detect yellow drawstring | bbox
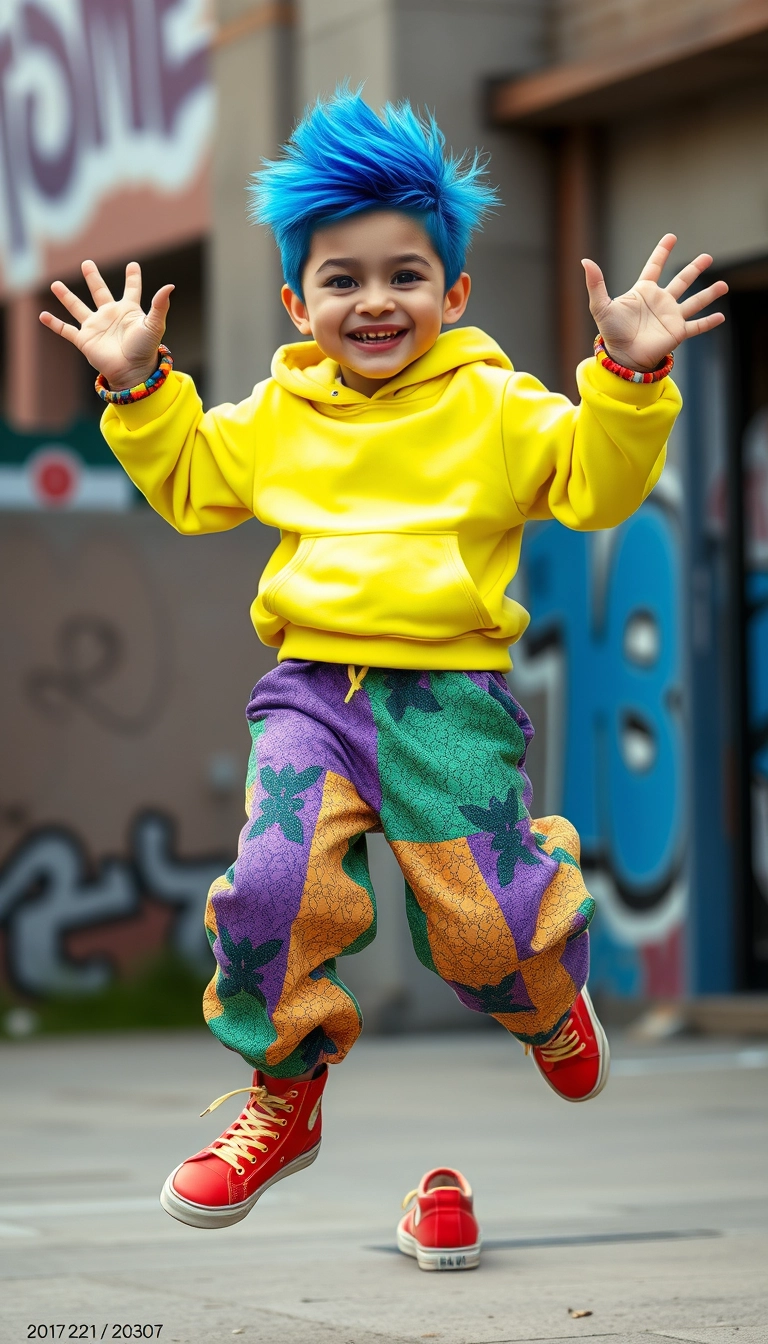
[344,665,369,703]
[524,1015,585,1063]
[198,1083,298,1173]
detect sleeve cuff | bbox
[578,356,671,406]
[106,370,186,429]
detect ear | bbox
[281,284,313,335]
[442,272,471,326]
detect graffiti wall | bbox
[510,468,687,1001]
[0,0,213,291]
[0,416,136,509]
[0,812,222,996]
[0,511,281,1014]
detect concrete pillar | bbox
[296,0,393,110]
[209,0,297,404]
[556,126,599,397]
[5,292,82,430]
[296,0,556,385]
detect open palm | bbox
[39,260,173,390]
[583,234,728,373]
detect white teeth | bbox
[351,330,401,342]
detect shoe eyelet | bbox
[236,1166,245,1175]
[285,1104,294,1112]
[288,1090,298,1098]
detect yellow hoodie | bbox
[102,326,681,672]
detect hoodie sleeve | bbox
[501,356,682,530]
[100,371,259,534]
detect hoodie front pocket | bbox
[260,531,495,641]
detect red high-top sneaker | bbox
[397,1168,481,1271]
[528,988,610,1102]
[160,1068,326,1228]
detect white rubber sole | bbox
[397,1221,481,1271]
[159,1141,321,1229]
[533,987,611,1103]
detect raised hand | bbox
[39,260,174,390]
[582,233,728,373]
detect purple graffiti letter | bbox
[152,0,209,134]
[81,0,145,143]
[22,5,78,199]
[0,32,26,252]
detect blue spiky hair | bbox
[250,88,499,297]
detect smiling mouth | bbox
[346,327,408,347]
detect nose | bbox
[355,286,396,317]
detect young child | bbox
[41,92,726,1264]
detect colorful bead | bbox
[95,345,173,405]
[594,334,673,384]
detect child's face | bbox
[282,211,470,396]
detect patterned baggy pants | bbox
[203,661,595,1077]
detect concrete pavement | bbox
[1,1026,767,1344]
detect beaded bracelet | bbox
[594,333,673,384]
[95,345,173,405]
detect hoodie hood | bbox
[270,326,513,406]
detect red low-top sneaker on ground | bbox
[160,1067,326,1228]
[528,988,610,1102]
[397,1168,481,1271]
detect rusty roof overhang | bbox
[490,0,768,126]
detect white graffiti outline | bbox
[0,812,224,996]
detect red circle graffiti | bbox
[29,448,81,507]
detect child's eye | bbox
[392,271,422,285]
[326,275,358,289]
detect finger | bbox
[145,284,174,338]
[683,312,726,340]
[679,280,729,319]
[81,259,115,307]
[666,253,714,300]
[638,232,677,283]
[581,258,611,317]
[39,311,83,346]
[49,279,91,325]
[123,261,142,305]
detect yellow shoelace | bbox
[199,1084,297,1174]
[344,664,369,703]
[525,1016,585,1064]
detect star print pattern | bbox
[459,787,541,886]
[248,763,323,844]
[452,971,535,1015]
[383,671,443,722]
[216,925,283,1004]
[299,1026,338,1070]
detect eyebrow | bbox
[314,253,433,275]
